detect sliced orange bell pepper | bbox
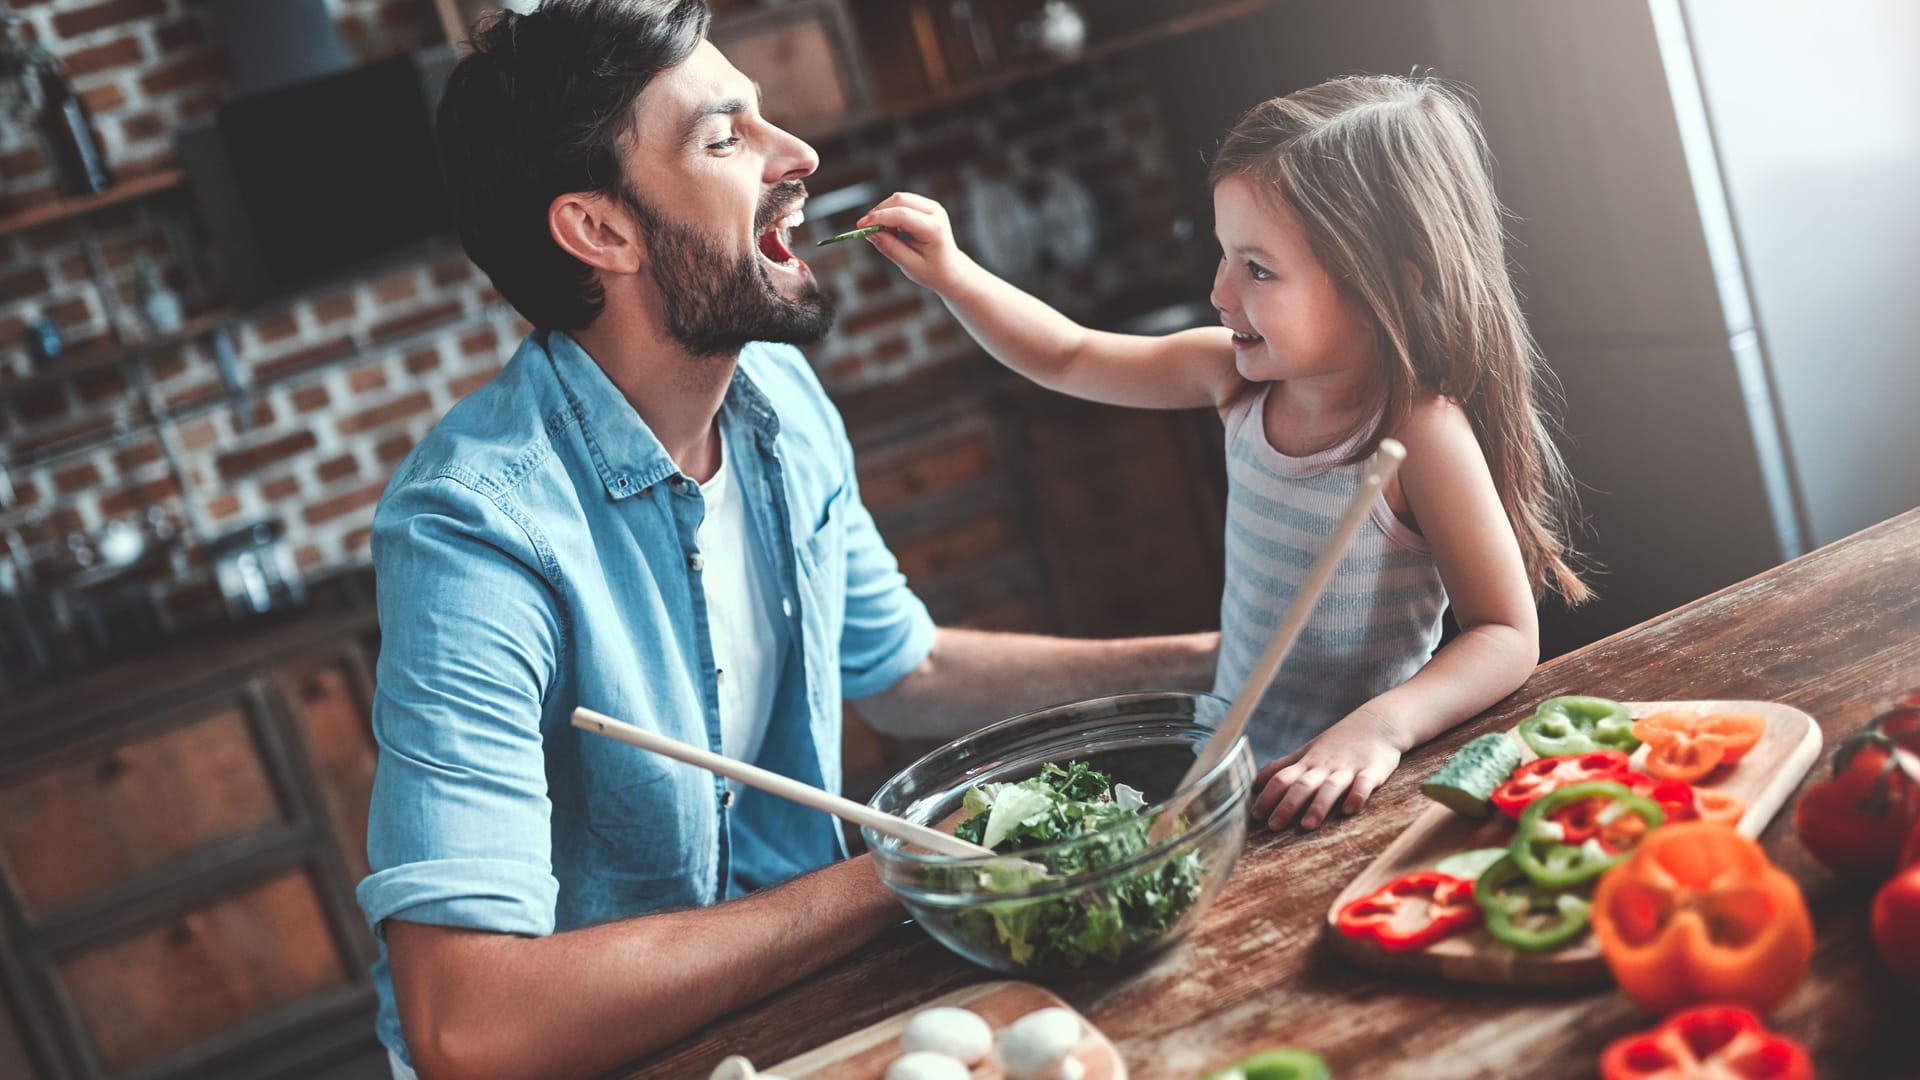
[1634,712,1767,782]
[1684,788,1747,828]
[1591,822,1812,1016]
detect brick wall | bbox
[0,0,1187,633]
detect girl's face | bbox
[1209,176,1378,385]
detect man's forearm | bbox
[390,854,901,1080]
[854,626,1221,740]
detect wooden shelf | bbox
[0,168,187,240]
[4,301,502,471]
[0,308,234,403]
[860,0,1267,127]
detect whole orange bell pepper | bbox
[1591,822,1812,1015]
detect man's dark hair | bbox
[435,0,711,330]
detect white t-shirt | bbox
[697,441,786,786]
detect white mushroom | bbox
[900,1006,994,1064]
[709,1057,757,1080]
[997,1007,1083,1079]
[884,1050,972,1080]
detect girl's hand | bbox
[856,192,975,295]
[1251,711,1406,831]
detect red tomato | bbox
[1872,864,1920,980]
[1903,816,1920,870]
[1794,697,1920,877]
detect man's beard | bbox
[621,182,835,358]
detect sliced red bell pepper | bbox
[1599,1005,1811,1080]
[1335,871,1479,953]
[1548,771,1691,845]
[1490,750,1633,819]
[1618,770,1697,822]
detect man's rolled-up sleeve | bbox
[355,477,562,939]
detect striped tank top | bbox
[1211,385,1449,763]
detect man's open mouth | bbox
[758,206,805,269]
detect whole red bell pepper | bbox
[1599,1005,1812,1080]
[1335,871,1479,953]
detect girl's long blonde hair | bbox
[1212,74,1590,603]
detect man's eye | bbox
[707,135,742,151]
[1247,261,1274,281]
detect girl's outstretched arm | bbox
[858,192,1244,410]
[1254,397,1540,830]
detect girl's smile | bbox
[1209,176,1377,385]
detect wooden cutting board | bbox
[1323,699,1822,987]
[768,980,1127,1079]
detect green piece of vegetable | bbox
[936,761,1203,969]
[814,224,884,246]
[1197,1048,1333,1080]
[1510,780,1664,888]
[1473,854,1592,951]
[1517,695,1638,757]
[1419,733,1524,818]
[1434,847,1511,881]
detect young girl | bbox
[856,75,1589,831]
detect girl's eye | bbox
[1246,261,1274,282]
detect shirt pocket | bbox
[796,484,847,654]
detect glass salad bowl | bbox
[864,691,1255,978]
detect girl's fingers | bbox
[1300,770,1353,830]
[864,229,913,264]
[1251,763,1306,815]
[856,205,937,235]
[1343,771,1382,816]
[885,190,944,215]
[1266,769,1325,830]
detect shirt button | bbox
[716,668,727,688]
[781,596,793,617]
[721,789,735,809]
[688,552,705,571]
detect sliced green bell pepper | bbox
[1517,695,1638,757]
[1197,1048,1333,1080]
[1511,780,1664,888]
[1473,854,1593,951]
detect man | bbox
[359,2,1218,1077]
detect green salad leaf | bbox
[934,761,1203,969]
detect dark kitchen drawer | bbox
[54,867,354,1076]
[271,650,378,886]
[0,689,287,921]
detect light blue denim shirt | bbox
[355,329,934,1067]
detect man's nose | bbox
[767,123,818,183]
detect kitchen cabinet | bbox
[0,616,383,1080]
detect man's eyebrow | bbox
[684,82,764,141]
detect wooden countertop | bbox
[618,507,1920,1078]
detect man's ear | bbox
[549,191,645,276]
